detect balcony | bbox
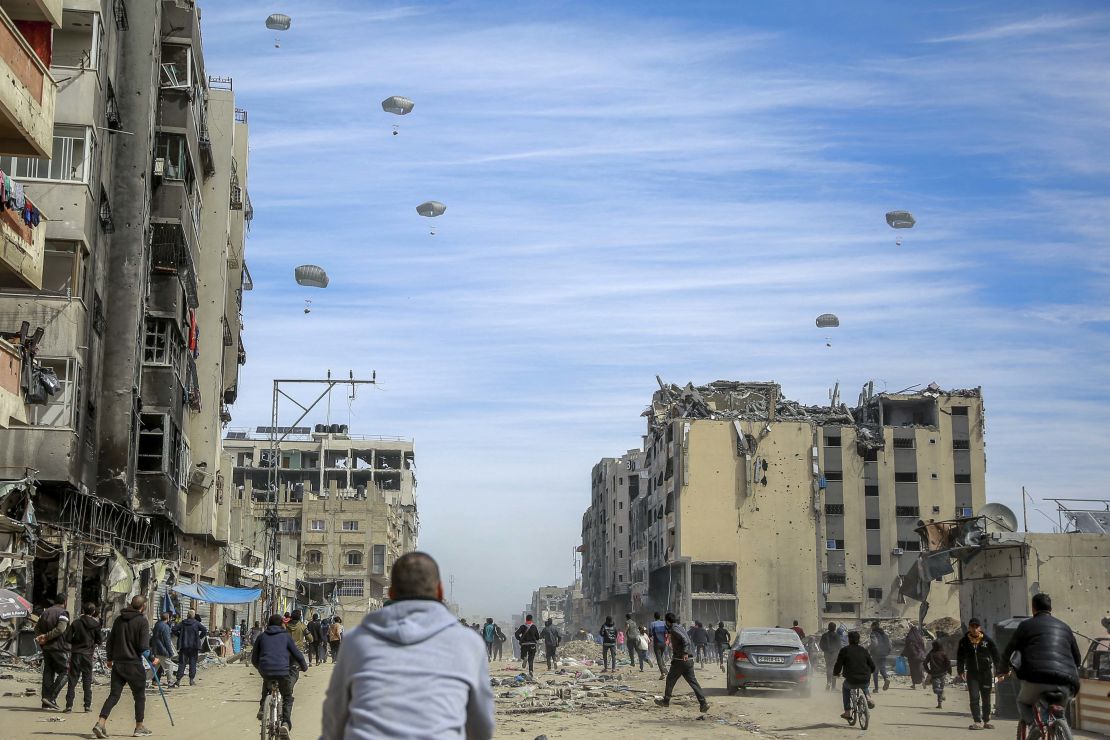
[0,336,26,427]
[0,7,56,156]
[0,195,44,288]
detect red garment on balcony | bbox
[13,21,51,68]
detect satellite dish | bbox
[978,502,1018,533]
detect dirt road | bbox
[0,656,1102,739]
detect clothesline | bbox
[0,169,43,229]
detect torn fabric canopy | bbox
[172,583,261,604]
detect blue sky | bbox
[199,2,1110,619]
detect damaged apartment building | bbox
[0,0,253,625]
[578,378,985,630]
[223,426,419,625]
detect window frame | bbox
[304,550,322,566]
[345,550,363,567]
[309,519,326,532]
[26,357,79,428]
[337,578,364,597]
[341,520,359,532]
[0,125,94,183]
[52,11,103,71]
[371,544,386,575]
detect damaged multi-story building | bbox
[0,0,253,627]
[578,378,986,630]
[223,426,419,625]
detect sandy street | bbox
[1,656,1103,740]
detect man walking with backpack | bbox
[514,615,540,677]
[35,593,71,710]
[171,609,207,687]
[540,619,561,670]
[482,618,497,661]
[624,614,639,666]
[599,616,618,671]
[714,622,732,669]
[652,613,710,714]
[63,602,101,713]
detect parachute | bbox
[381,96,414,115]
[816,314,840,329]
[266,13,291,30]
[294,265,329,288]
[886,211,915,245]
[416,201,446,218]
[417,201,446,235]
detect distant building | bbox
[579,380,986,630]
[224,426,418,625]
[529,585,570,629]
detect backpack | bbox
[496,628,507,643]
[483,624,496,642]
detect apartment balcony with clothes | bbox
[0,183,45,289]
[0,3,58,157]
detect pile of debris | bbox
[557,640,602,662]
[492,670,654,716]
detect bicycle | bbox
[1017,689,1073,740]
[846,684,871,731]
[260,679,286,740]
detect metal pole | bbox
[1022,486,1028,532]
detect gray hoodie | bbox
[319,599,495,740]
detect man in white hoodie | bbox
[319,552,495,739]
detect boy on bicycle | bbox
[834,631,876,721]
[252,614,308,737]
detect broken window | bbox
[26,358,78,428]
[953,439,970,450]
[895,506,920,517]
[864,448,878,462]
[894,472,917,483]
[897,540,922,552]
[144,317,184,371]
[951,406,969,416]
[160,44,192,88]
[954,474,971,484]
[53,10,102,68]
[825,504,845,516]
[826,539,845,550]
[864,485,879,497]
[865,518,880,530]
[868,587,883,600]
[692,598,736,626]
[893,437,915,449]
[305,550,322,565]
[690,564,735,594]
[824,573,847,585]
[824,435,841,447]
[137,412,184,483]
[824,470,843,481]
[825,602,855,614]
[866,554,882,566]
[31,241,85,297]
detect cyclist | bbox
[834,631,876,721]
[1000,593,1082,731]
[252,614,308,737]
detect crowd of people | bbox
[24,564,1088,739]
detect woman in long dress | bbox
[902,624,927,688]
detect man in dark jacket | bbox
[34,593,71,710]
[714,622,731,668]
[514,615,540,677]
[64,602,101,713]
[540,619,561,670]
[957,617,1002,730]
[834,631,876,720]
[93,595,155,738]
[252,614,309,734]
[599,616,618,671]
[818,622,841,690]
[690,621,710,666]
[150,611,174,688]
[867,621,892,692]
[172,609,207,687]
[1001,593,1082,727]
[306,613,324,665]
[653,613,709,714]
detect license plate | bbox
[759,656,786,664]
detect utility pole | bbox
[261,371,377,617]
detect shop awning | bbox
[172,583,261,604]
